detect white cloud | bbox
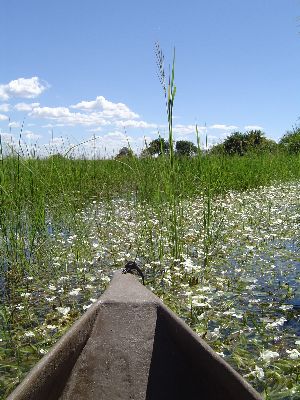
[115,120,157,129]
[173,124,207,135]
[14,102,40,111]
[0,103,10,112]
[42,124,56,128]
[244,125,264,131]
[8,121,20,128]
[0,77,48,100]
[71,96,139,119]
[31,106,71,118]
[0,114,8,121]
[49,137,65,146]
[103,131,129,141]
[24,131,41,140]
[88,127,103,132]
[30,106,111,126]
[210,124,238,131]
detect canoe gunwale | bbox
[8,270,263,400]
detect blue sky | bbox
[0,0,299,156]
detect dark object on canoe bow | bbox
[8,271,262,400]
[122,260,145,285]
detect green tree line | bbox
[116,126,300,158]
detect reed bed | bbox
[0,151,300,399]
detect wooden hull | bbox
[8,271,262,400]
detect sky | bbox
[0,0,299,157]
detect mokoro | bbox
[8,270,262,400]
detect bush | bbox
[279,127,300,154]
[141,138,169,157]
[220,130,277,156]
[175,140,198,156]
[115,147,134,159]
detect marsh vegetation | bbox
[0,47,300,399]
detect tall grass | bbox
[1,151,299,278]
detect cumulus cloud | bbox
[0,103,10,112]
[244,125,264,131]
[173,124,207,135]
[24,131,41,140]
[0,77,48,100]
[8,121,20,128]
[210,124,238,131]
[0,114,8,121]
[71,96,139,119]
[30,106,111,126]
[49,137,65,146]
[14,102,40,112]
[88,127,103,133]
[115,120,157,129]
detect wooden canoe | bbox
[8,270,262,400]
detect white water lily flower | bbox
[57,306,70,316]
[279,304,293,311]
[85,284,93,289]
[192,300,211,308]
[245,366,265,381]
[295,340,300,346]
[39,349,47,355]
[286,349,300,359]
[58,276,69,282]
[265,317,286,329]
[207,327,220,340]
[254,366,265,380]
[24,331,35,337]
[259,350,279,362]
[48,284,56,291]
[181,258,197,273]
[20,292,31,298]
[201,286,212,293]
[69,288,82,296]
[46,325,57,330]
[45,296,56,302]
[223,309,243,319]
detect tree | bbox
[115,147,133,159]
[175,140,198,156]
[209,142,225,155]
[223,131,248,155]
[141,138,170,157]
[246,130,265,147]
[279,126,300,154]
[222,130,276,155]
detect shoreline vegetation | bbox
[1,46,300,398]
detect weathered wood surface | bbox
[8,270,262,400]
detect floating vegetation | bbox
[1,180,299,399]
